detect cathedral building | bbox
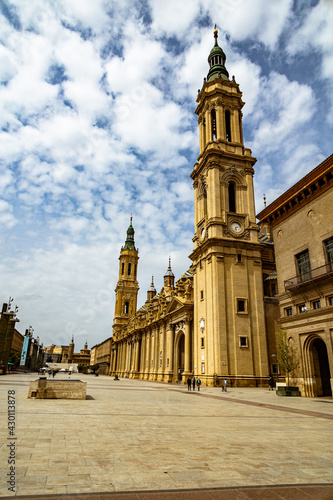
[107,29,279,387]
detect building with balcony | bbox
[257,154,333,397]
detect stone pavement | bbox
[0,373,333,499]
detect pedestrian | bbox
[192,376,196,391]
[222,379,228,392]
[69,370,72,379]
[197,377,201,391]
[52,370,56,378]
[187,376,192,391]
[268,375,274,391]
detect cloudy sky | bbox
[1,0,332,351]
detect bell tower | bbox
[190,27,269,385]
[113,217,139,337]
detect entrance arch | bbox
[174,332,185,383]
[303,335,332,397]
[311,338,332,397]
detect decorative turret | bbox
[207,26,229,82]
[164,257,175,288]
[147,276,157,301]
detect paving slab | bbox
[0,373,333,499]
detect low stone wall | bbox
[28,377,87,399]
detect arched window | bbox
[211,109,217,141]
[124,302,129,314]
[225,110,232,142]
[228,182,236,213]
[127,263,131,276]
[121,263,124,275]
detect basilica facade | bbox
[106,29,279,387]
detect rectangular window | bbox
[325,237,333,270]
[127,263,131,276]
[296,249,311,282]
[201,337,205,348]
[328,296,333,306]
[237,254,242,263]
[285,307,292,317]
[200,290,204,300]
[121,263,125,275]
[201,362,205,374]
[239,336,248,347]
[312,300,321,310]
[236,298,247,313]
[298,304,307,313]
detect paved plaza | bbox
[0,373,333,499]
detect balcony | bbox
[284,263,333,291]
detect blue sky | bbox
[0,0,332,351]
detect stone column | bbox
[165,321,174,382]
[184,316,191,374]
[134,335,140,376]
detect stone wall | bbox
[28,377,87,399]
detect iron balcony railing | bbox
[284,263,333,290]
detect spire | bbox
[207,26,229,82]
[148,276,156,292]
[147,275,157,301]
[164,257,175,278]
[123,216,136,250]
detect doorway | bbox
[311,338,332,397]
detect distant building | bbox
[61,337,91,367]
[257,154,333,397]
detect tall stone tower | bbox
[189,28,269,385]
[113,217,139,337]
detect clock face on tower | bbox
[230,222,242,233]
[201,227,205,239]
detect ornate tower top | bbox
[147,276,157,301]
[164,257,175,288]
[207,26,229,82]
[123,216,136,250]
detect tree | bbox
[276,329,300,386]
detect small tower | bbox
[164,257,175,289]
[68,335,74,363]
[147,276,157,301]
[113,217,139,337]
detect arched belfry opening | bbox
[225,110,232,142]
[228,181,236,213]
[211,108,217,141]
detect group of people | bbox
[187,376,201,391]
[187,376,228,392]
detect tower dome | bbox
[123,216,136,250]
[207,26,229,82]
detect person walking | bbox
[197,377,201,391]
[192,376,196,391]
[268,376,274,391]
[222,379,228,392]
[187,376,192,391]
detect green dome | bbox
[207,27,229,82]
[123,216,136,250]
